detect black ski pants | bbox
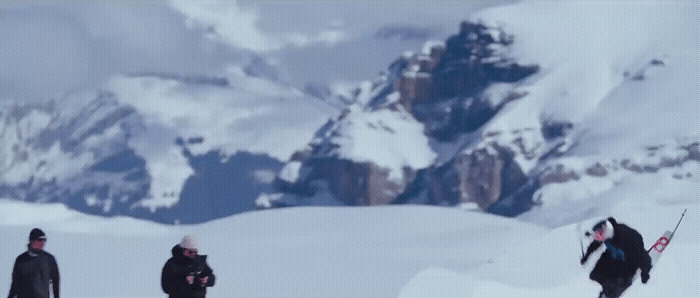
[590,256,635,298]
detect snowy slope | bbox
[467,0,700,213]
[1,166,697,298]
[0,198,546,297]
[400,166,699,298]
[468,0,699,173]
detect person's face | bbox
[30,238,46,251]
[594,229,606,242]
[183,248,197,259]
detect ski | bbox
[645,208,687,268]
[647,230,673,265]
[614,231,672,298]
[618,209,687,297]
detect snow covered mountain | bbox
[0,72,337,224]
[263,1,699,219]
[1,1,697,226]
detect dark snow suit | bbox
[7,249,60,298]
[161,245,216,298]
[582,218,652,298]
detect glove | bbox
[641,272,650,284]
[580,255,588,265]
[186,275,195,285]
[199,276,209,287]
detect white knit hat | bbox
[179,235,199,251]
[592,219,614,240]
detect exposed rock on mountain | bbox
[269,21,541,212]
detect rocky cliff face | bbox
[267,21,541,212]
[453,144,528,209]
[395,22,537,142]
[305,158,415,206]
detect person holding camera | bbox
[161,235,215,298]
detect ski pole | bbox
[669,208,687,241]
[576,222,585,258]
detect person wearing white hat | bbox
[161,235,216,298]
[581,217,651,298]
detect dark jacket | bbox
[584,218,652,281]
[161,245,216,298]
[8,249,59,298]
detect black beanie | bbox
[29,228,46,241]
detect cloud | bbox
[0,2,246,102]
[168,0,346,52]
[284,29,347,48]
[0,7,105,101]
[0,0,505,103]
[169,0,278,51]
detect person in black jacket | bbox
[8,228,60,298]
[581,217,652,298]
[161,235,216,298]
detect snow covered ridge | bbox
[263,1,699,216]
[0,92,148,214]
[0,72,337,224]
[2,1,698,224]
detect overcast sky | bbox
[0,1,512,102]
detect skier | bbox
[581,217,652,298]
[8,228,60,298]
[161,235,216,298]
